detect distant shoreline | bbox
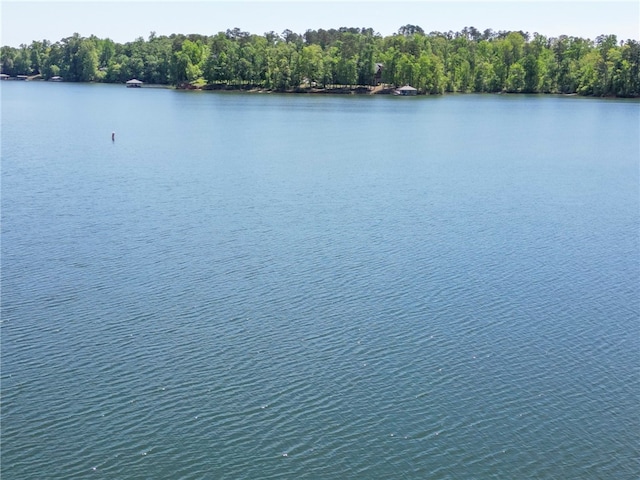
[2,28,638,98]
[4,76,631,99]
[194,83,397,95]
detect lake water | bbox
[2,82,639,479]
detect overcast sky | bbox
[2,0,638,47]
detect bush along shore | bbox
[2,26,639,97]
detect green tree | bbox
[536,48,556,92]
[14,45,31,74]
[99,38,116,68]
[1,46,17,75]
[506,62,526,92]
[474,61,498,92]
[171,39,207,84]
[522,54,539,92]
[78,40,98,81]
[29,40,48,74]
[397,53,416,87]
[300,44,323,86]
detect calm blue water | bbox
[2,82,639,479]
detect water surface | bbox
[2,82,639,479]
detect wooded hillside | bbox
[2,26,638,96]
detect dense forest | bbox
[1,25,639,96]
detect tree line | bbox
[1,26,639,97]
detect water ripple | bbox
[3,89,639,479]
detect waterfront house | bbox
[126,79,143,88]
[373,63,383,86]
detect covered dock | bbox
[394,85,418,96]
[126,79,144,88]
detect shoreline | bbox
[195,83,397,95]
[4,76,636,98]
[175,84,637,98]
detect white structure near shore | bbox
[395,85,417,96]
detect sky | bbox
[1,0,638,47]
